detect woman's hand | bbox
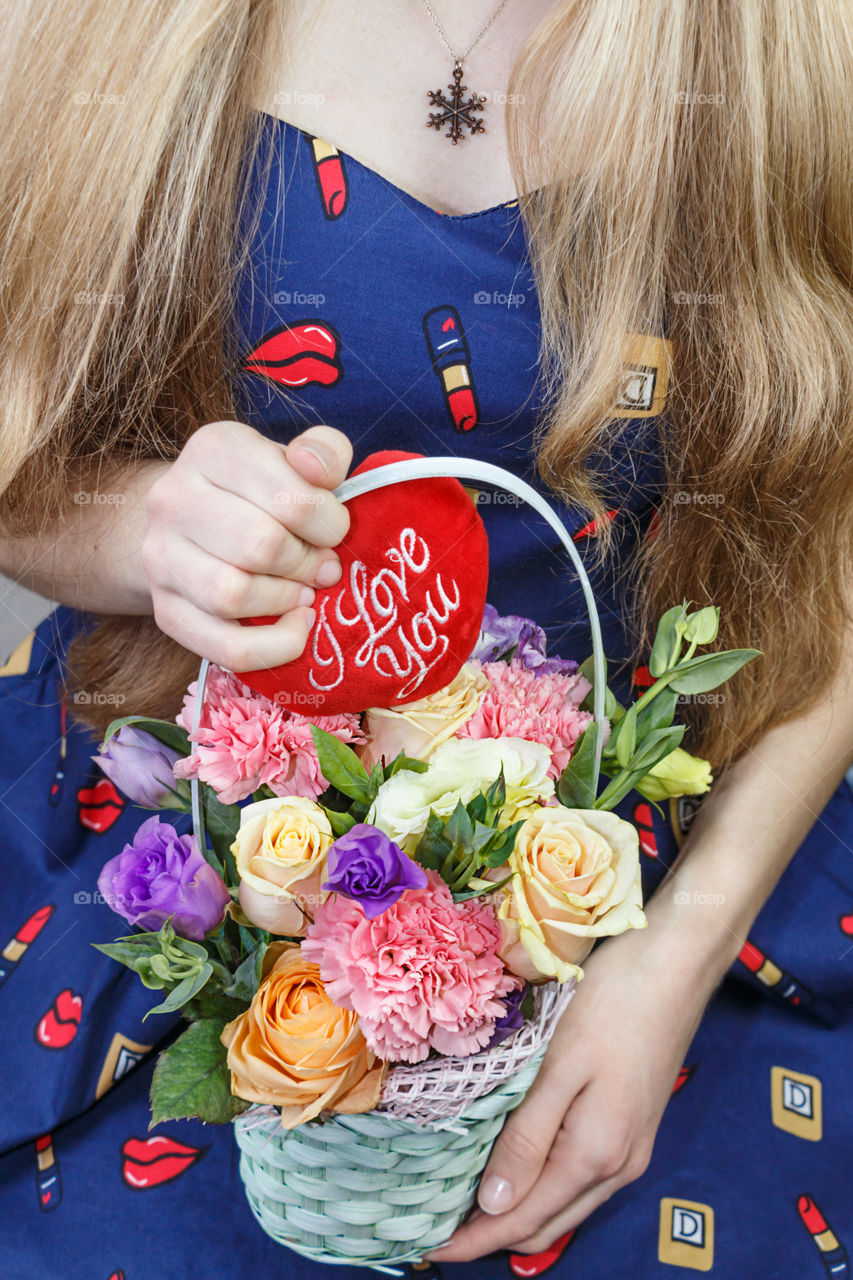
[140,421,352,671]
[428,912,725,1262]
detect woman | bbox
[1,1,852,1276]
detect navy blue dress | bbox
[2,114,853,1280]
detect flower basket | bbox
[189,458,607,1271]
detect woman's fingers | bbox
[151,589,316,672]
[148,540,315,621]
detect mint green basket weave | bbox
[189,457,607,1273]
[234,1051,545,1274]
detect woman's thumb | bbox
[476,1081,566,1215]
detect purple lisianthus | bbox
[322,824,428,919]
[487,984,527,1049]
[94,726,185,809]
[97,815,229,941]
[470,605,577,677]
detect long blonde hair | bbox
[2,0,852,770]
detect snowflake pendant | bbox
[427,62,486,144]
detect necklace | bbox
[421,0,512,144]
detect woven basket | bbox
[190,457,607,1272]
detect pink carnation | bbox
[302,870,518,1063]
[458,658,599,777]
[173,666,364,805]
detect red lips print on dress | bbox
[509,1230,577,1276]
[236,451,489,715]
[120,1135,207,1189]
[242,320,343,388]
[77,778,125,832]
[35,989,82,1049]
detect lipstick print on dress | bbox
[120,1135,208,1189]
[309,136,349,219]
[35,1133,62,1212]
[798,1195,850,1279]
[35,988,83,1049]
[77,777,125,833]
[423,305,480,432]
[737,939,816,1009]
[0,903,54,987]
[242,320,343,389]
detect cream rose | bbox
[232,796,333,935]
[360,662,489,768]
[636,746,713,802]
[495,806,647,983]
[367,736,554,847]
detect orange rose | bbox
[220,942,385,1128]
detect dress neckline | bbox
[255,109,522,223]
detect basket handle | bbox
[190,456,606,840]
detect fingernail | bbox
[297,585,315,607]
[292,437,335,475]
[315,558,341,587]
[478,1175,513,1215]
[303,607,316,629]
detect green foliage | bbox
[149,1019,249,1127]
[411,775,526,895]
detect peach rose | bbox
[220,942,385,1128]
[360,662,489,768]
[232,796,333,935]
[495,806,647,983]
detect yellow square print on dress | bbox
[658,1198,714,1270]
[771,1066,822,1141]
[612,334,673,418]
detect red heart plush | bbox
[235,451,489,715]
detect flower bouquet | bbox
[92,456,758,1270]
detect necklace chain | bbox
[419,0,512,66]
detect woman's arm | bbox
[431,624,853,1260]
[0,422,353,672]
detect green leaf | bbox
[203,791,241,883]
[149,1019,249,1127]
[594,725,687,810]
[556,722,600,809]
[222,944,268,1003]
[683,605,719,646]
[649,603,688,677]
[101,715,191,757]
[413,812,453,872]
[669,649,761,695]
[612,704,638,769]
[634,687,679,738]
[453,871,513,902]
[309,725,373,805]
[520,984,535,1020]
[387,754,429,776]
[578,655,624,722]
[324,807,357,837]
[181,988,250,1022]
[443,800,474,855]
[142,963,213,1020]
[479,820,526,868]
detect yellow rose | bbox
[367,736,554,847]
[360,662,489,768]
[636,747,713,802]
[221,942,385,1128]
[495,806,647,983]
[232,796,333,935]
